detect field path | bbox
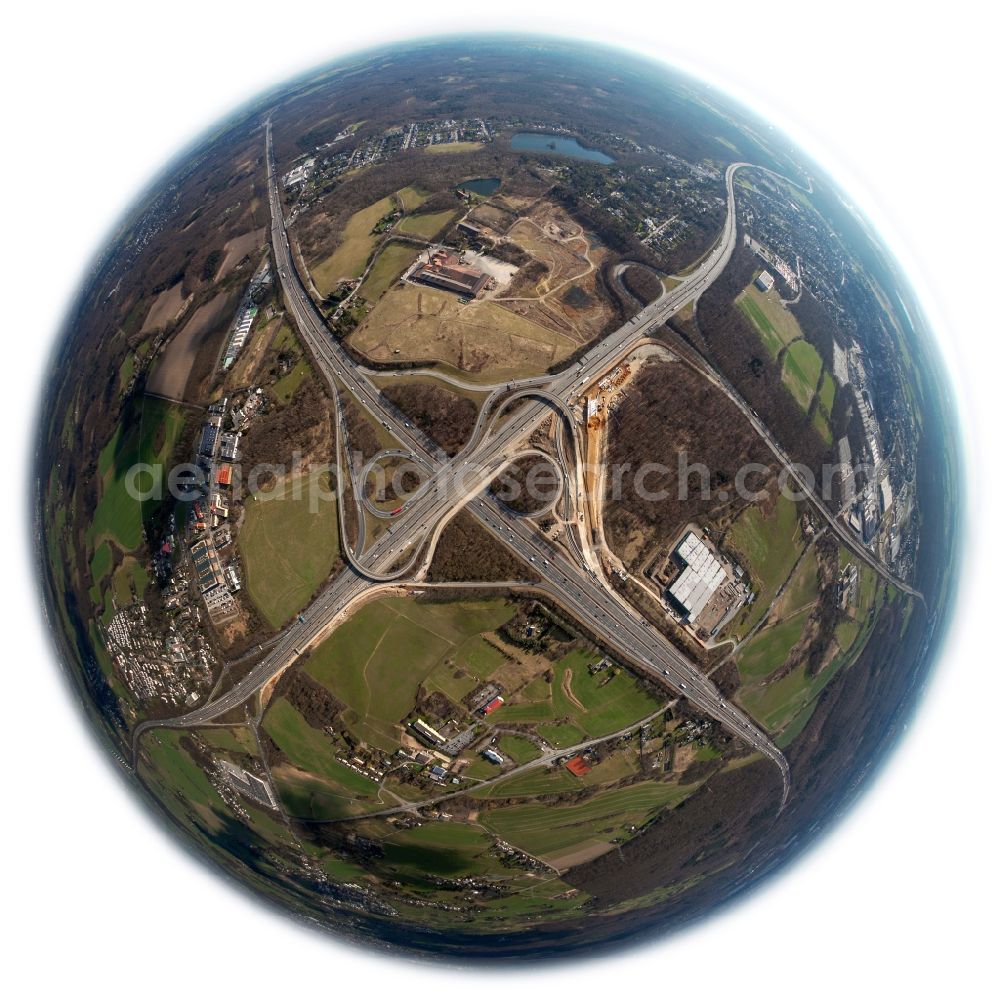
[561,668,585,711]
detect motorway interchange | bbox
[131,119,921,811]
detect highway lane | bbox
[672,347,923,598]
[135,133,790,802]
[467,490,790,798]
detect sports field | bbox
[303,596,515,750]
[349,281,577,378]
[311,195,396,296]
[238,470,341,628]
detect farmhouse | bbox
[412,249,489,297]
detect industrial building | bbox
[412,249,489,297]
[191,538,224,593]
[198,422,220,459]
[411,718,446,746]
[218,760,278,810]
[668,532,728,624]
[755,269,775,292]
[480,695,504,716]
[482,748,504,766]
[219,432,241,462]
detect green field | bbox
[238,470,341,628]
[740,647,844,737]
[263,698,381,818]
[737,607,811,681]
[111,557,149,606]
[536,721,588,748]
[118,352,136,394]
[397,186,428,212]
[463,733,541,780]
[140,727,296,852]
[776,548,820,617]
[724,494,803,635]
[311,195,396,296]
[425,141,483,155]
[395,209,458,241]
[271,358,311,405]
[817,370,837,414]
[90,541,113,586]
[88,396,187,554]
[474,765,580,798]
[304,597,514,750]
[372,822,591,923]
[782,340,823,411]
[857,564,880,616]
[498,733,540,764]
[835,618,862,652]
[268,323,313,406]
[481,781,695,864]
[381,822,499,879]
[489,648,660,741]
[812,407,833,444]
[737,285,803,358]
[549,649,661,737]
[358,242,419,302]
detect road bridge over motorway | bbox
[136,125,915,811]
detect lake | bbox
[510,132,614,164]
[459,177,501,196]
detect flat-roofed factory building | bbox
[411,249,490,298]
[657,528,750,641]
[668,532,728,623]
[755,269,775,292]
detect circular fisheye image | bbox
[35,35,960,960]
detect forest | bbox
[382,382,478,457]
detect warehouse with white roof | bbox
[668,532,728,624]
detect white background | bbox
[3,1,996,995]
